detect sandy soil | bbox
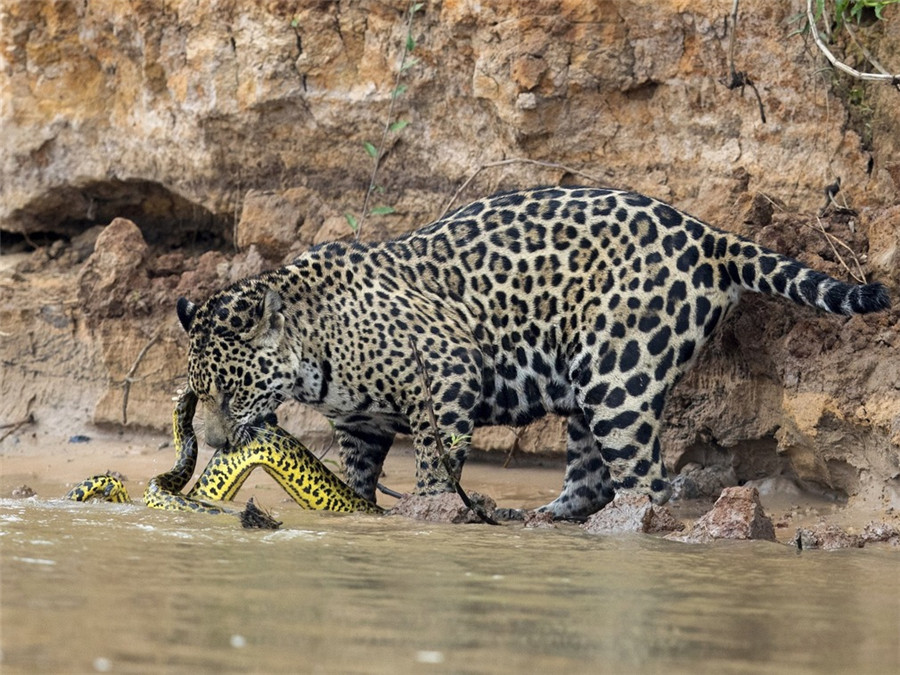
[3,423,897,547]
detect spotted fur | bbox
[177,187,889,518]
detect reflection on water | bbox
[1,498,898,674]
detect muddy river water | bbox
[1,441,899,674]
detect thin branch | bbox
[439,158,607,220]
[0,414,35,444]
[842,15,894,78]
[806,0,900,87]
[728,0,739,72]
[502,429,521,469]
[808,217,868,284]
[117,332,161,425]
[408,337,498,525]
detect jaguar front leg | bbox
[333,416,395,503]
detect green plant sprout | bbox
[345,1,424,237]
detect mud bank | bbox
[2,1,899,510]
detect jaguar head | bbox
[177,281,296,448]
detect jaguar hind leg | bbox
[537,412,616,519]
[577,377,672,505]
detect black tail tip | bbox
[852,283,891,314]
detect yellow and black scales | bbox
[66,389,381,517]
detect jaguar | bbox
[176,187,889,519]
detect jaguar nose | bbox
[205,427,229,449]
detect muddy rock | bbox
[172,250,230,303]
[11,485,36,499]
[861,521,900,546]
[866,205,900,290]
[675,486,776,543]
[795,519,900,550]
[76,218,150,318]
[389,492,497,524]
[582,494,683,535]
[670,462,738,500]
[523,510,557,529]
[236,188,327,261]
[795,522,863,551]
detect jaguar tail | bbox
[726,237,890,316]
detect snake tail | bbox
[65,474,131,503]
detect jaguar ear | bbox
[176,297,196,332]
[242,288,285,344]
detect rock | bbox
[173,250,230,302]
[795,520,900,550]
[76,218,149,318]
[523,510,556,529]
[675,486,776,543]
[795,523,863,551]
[226,245,268,285]
[861,521,900,546]
[11,485,36,498]
[741,192,775,228]
[582,493,683,535]
[670,462,738,500]
[472,416,566,456]
[240,498,282,530]
[236,188,318,260]
[389,491,497,524]
[866,205,900,290]
[67,224,105,265]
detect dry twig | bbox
[408,337,498,525]
[439,158,607,220]
[807,217,868,284]
[0,414,35,444]
[116,332,161,425]
[806,0,900,89]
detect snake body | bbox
[66,390,382,516]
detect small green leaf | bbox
[344,213,359,231]
[369,205,396,216]
[401,56,420,72]
[412,3,424,14]
[363,141,378,158]
[389,119,410,133]
[290,18,299,28]
[392,84,408,99]
[406,34,416,52]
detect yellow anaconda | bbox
[66,389,382,516]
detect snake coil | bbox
[66,389,382,518]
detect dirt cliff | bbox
[2,0,898,507]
